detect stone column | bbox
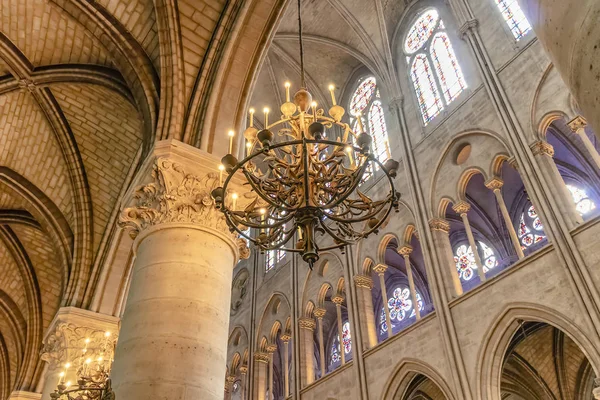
[113,140,248,400]
[453,201,486,282]
[40,307,119,399]
[266,344,277,400]
[569,116,600,170]
[331,296,346,365]
[253,353,269,400]
[352,275,377,349]
[239,365,248,400]
[313,308,327,378]
[298,317,316,387]
[398,246,421,320]
[517,0,600,138]
[225,376,235,400]
[280,334,291,397]
[8,392,42,400]
[530,140,583,230]
[485,178,524,259]
[373,264,392,339]
[429,218,463,297]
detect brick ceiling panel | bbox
[178,0,225,101]
[51,84,143,255]
[94,0,160,73]
[11,224,62,331]
[0,91,74,227]
[0,238,27,319]
[0,0,113,68]
[0,312,20,393]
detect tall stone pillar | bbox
[253,353,269,400]
[298,317,316,387]
[331,296,346,365]
[568,116,600,170]
[399,246,421,320]
[313,308,327,378]
[485,178,524,259]
[280,334,291,397]
[429,218,463,297]
[113,140,246,399]
[39,307,119,399]
[530,140,583,230]
[352,275,377,349]
[517,0,600,138]
[373,264,392,339]
[266,344,277,400]
[239,365,248,400]
[453,201,486,282]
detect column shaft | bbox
[268,351,274,400]
[298,318,315,387]
[353,276,377,349]
[429,219,463,297]
[282,339,290,397]
[253,356,268,400]
[376,267,393,339]
[403,254,421,319]
[459,212,486,282]
[315,312,326,377]
[486,178,524,259]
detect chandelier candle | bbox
[264,107,269,128]
[329,84,337,106]
[228,130,235,154]
[285,81,291,102]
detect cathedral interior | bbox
[1,0,600,399]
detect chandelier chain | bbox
[297,0,305,88]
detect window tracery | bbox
[494,0,532,40]
[329,321,352,366]
[379,287,424,334]
[566,185,596,215]
[517,205,546,250]
[453,241,498,282]
[405,8,466,124]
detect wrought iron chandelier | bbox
[212,0,401,268]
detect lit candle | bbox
[228,130,235,154]
[311,101,317,116]
[218,164,225,186]
[384,140,391,159]
[232,193,238,210]
[297,226,303,240]
[58,371,65,384]
[249,108,255,128]
[356,112,364,132]
[84,358,91,376]
[263,107,269,128]
[328,84,337,106]
[285,81,291,102]
[345,146,354,167]
[65,381,71,390]
[246,140,252,156]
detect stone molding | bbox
[459,18,479,37]
[266,344,278,354]
[298,317,316,331]
[40,307,119,370]
[484,177,503,191]
[568,115,587,133]
[398,245,413,256]
[353,275,373,289]
[313,308,326,319]
[530,140,555,157]
[429,218,450,233]
[452,201,471,215]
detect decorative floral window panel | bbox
[518,205,546,250]
[453,241,498,282]
[379,287,423,334]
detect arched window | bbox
[329,321,352,366]
[494,0,532,40]
[379,287,424,335]
[349,77,390,166]
[517,205,546,250]
[266,248,285,272]
[453,241,498,282]
[566,184,596,215]
[405,9,466,124]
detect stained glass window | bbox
[405,8,466,125]
[566,185,596,215]
[411,55,443,123]
[453,241,498,282]
[348,77,390,181]
[430,33,466,103]
[329,322,352,365]
[495,0,532,40]
[265,248,285,272]
[518,205,546,250]
[379,287,424,334]
[341,322,351,354]
[330,340,340,364]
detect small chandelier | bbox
[50,332,115,400]
[212,0,401,268]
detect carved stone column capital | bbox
[40,307,119,371]
[530,140,555,157]
[507,156,519,170]
[568,115,587,133]
[226,375,236,384]
[398,245,413,256]
[353,274,373,289]
[298,317,316,331]
[119,139,250,260]
[239,365,248,374]
[452,201,471,215]
[429,218,450,233]
[280,333,292,343]
[373,263,388,275]
[484,177,504,191]
[266,344,278,354]
[331,295,345,306]
[313,307,326,319]
[459,19,479,37]
[388,96,404,111]
[253,352,270,363]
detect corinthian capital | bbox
[40,307,119,370]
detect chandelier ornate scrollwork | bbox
[211,0,401,268]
